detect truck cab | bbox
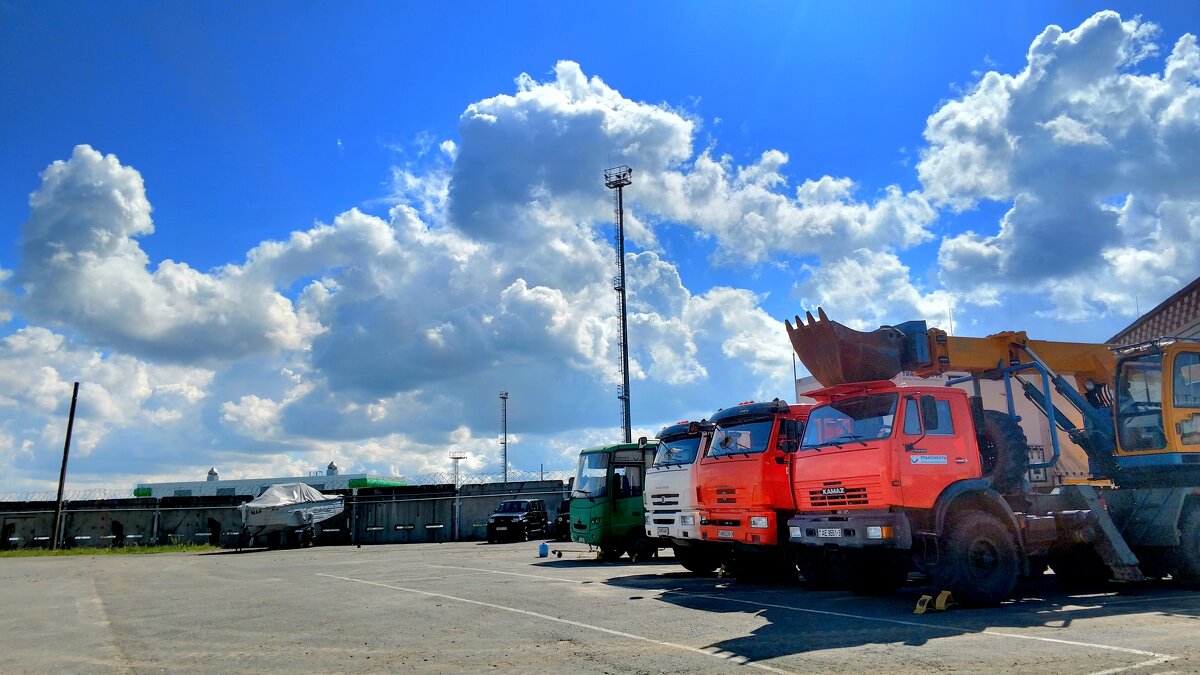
[643,421,725,574]
[570,442,659,561]
[696,399,808,577]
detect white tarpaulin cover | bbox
[247,483,332,507]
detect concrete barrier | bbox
[0,479,569,549]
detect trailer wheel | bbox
[1049,547,1111,589]
[846,551,906,596]
[796,548,841,590]
[674,547,722,575]
[600,545,625,562]
[1174,504,1200,584]
[978,410,1031,493]
[933,511,1019,606]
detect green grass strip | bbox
[0,543,221,558]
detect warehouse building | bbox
[132,462,405,499]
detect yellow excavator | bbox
[787,308,1200,487]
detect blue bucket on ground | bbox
[538,542,549,557]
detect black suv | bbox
[552,498,571,541]
[486,499,548,543]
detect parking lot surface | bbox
[2,541,1198,673]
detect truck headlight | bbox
[750,517,769,529]
[788,526,802,538]
[867,526,893,540]
[680,515,695,526]
[591,517,602,525]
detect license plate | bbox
[717,529,734,539]
[657,527,669,536]
[817,528,842,538]
[495,526,507,531]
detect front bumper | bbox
[645,509,702,542]
[698,510,780,547]
[787,511,912,549]
[487,521,529,539]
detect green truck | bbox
[569,442,660,561]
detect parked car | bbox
[486,499,548,543]
[553,498,571,541]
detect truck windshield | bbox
[653,436,702,466]
[573,453,610,499]
[1117,354,1166,451]
[709,417,774,457]
[801,394,897,449]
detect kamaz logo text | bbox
[821,487,846,496]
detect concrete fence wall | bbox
[0,480,568,549]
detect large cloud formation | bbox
[4,13,1200,491]
[924,11,1200,319]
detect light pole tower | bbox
[449,450,466,540]
[604,165,633,443]
[499,391,509,483]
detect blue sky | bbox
[1,3,1199,494]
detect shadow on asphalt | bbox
[600,571,1200,664]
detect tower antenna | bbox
[499,391,509,483]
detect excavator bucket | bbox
[786,308,914,386]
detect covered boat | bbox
[237,483,344,546]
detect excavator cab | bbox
[1112,339,1200,483]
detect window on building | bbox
[216,487,235,496]
[173,489,192,497]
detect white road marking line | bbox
[317,573,797,674]
[666,591,1175,663]
[1075,594,1200,607]
[1087,654,1176,675]
[425,564,584,584]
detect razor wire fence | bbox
[0,488,137,503]
[396,469,573,486]
[0,469,576,503]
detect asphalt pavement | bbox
[2,541,1197,673]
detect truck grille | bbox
[799,478,881,509]
[715,488,736,505]
[651,493,680,506]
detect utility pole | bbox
[449,451,466,540]
[604,165,633,443]
[51,382,80,550]
[499,391,509,484]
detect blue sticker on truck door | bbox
[910,455,948,464]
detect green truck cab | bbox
[569,442,659,561]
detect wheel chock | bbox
[914,590,957,614]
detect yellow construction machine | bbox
[787,308,1200,487]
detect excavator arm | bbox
[786,308,1115,390]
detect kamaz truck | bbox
[697,399,809,579]
[784,309,1200,605]
[570,442,661,561]
[643,421,725,574]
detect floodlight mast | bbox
[499,391,509,483]
[449,450,467,540]
[604,165,633,444]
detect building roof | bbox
[1109,275,1200,345]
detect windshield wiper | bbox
[838,434,870,447]
[573,489,594,500]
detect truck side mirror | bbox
[780,419,801,452]
[920,395,940,431]
[637,436,648,449]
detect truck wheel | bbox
[629,537,658,563]
[674,547,721,575]
[796,549,841,590]
[1174,504,1200,584]
[979,410,1031,493]
[845,552,906,596]
[934,511,1019,606]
